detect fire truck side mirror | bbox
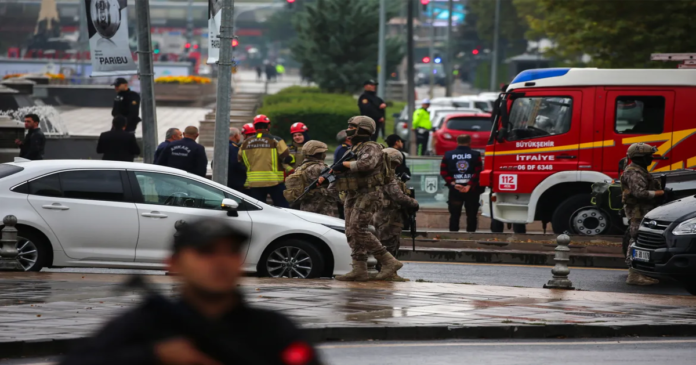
[496,127,508,143]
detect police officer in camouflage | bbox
[330,116,403,282]
[283,141,338,217]
[621,142,664,286]
[374,148,419,279]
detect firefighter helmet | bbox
[348,116,376,135]
[241,123,256,135]
[290,122,308,134]
[253,114,270,125]
[627,143,657,159]
[302,140,328,155]
[383,148,403,165]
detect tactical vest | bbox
[620,164,661,206]
[383,176,410,208]
[283,160,324,202]
[334,142,393,192]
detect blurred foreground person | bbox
[59,218,322,365]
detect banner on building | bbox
[84,0,137,77]
[207,0,223,64]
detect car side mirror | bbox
[221,198,239,217]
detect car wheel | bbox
[16,230,50,272]
[683,281,696,296]
[552,194,612,236]
[512,224,526,234]
[490,219,504,233]
[259,239,325,279]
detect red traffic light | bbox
[193,44,199,49]
[287,0,296,3]
[420,0,430,5]
[184,43,191,49]
[472,49,479,55]
[232,39,239,47]
[422,56,431,63]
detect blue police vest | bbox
[444,146,480,185]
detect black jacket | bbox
[395,151,411,177]
[440,145,483,189]
[19,128,45,160]
[358,91,385,123]
[97,129,141,162]
[58,294,322,365]
[154,140,172,163]
[228,142,247,191]
[156,137,208,177]
[112,89,141,131]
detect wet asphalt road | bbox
[4,338,696,365]
[43,261,692,296]
[397,261,691,296]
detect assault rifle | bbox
[295,150,356,203]
[406,187,417,251]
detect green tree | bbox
[514,0,696,68]
[291,0,404,93]
[462,0,529,56]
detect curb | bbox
[4,324,696,358]
[397,248,626,268]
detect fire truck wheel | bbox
[490,219,505,233]
[552,194,612,236]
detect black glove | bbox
[413,203,419,212]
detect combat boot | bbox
[626,268,659,286]
[374,252,403,280]
[335,260,369,282]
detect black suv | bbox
[630,195,696,295]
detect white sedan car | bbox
[0,160,351,278]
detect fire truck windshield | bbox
[506,96,573,141]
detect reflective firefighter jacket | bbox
[238,132,289,188]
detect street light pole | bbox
[428,4,435,99]
[135,0,158,163]
[212,0,234,185]
[490,0,501,91]
[377,0,387,99]
[406,0,416,155]
[445,0,453,97]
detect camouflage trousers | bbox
[624,204,648,266]
[374,206,403,257]
[344,189,387,261]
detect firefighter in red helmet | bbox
[287,122,309,171]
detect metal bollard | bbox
[543,233,574,290]
[0,215,23,271]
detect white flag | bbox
[207,0,223,64]
[84,0,137,77]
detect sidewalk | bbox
[1,272,696,357]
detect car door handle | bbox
[141,212,168,218]
[42,203,69,211]
[556,155,577,159]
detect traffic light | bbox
[472,49,479,55]
[232,38,239,48]
[421,0,429,11]
[434,56,442,64]
[422,56,431,63]
[287,0,295,9]
[185,43,191,49]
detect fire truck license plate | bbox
[632,249,650,262]
[499,174,517,191]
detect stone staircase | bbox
[199,92,263,148]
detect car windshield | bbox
[447,117,492,131]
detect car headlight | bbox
[323,224,345,233]
[672,217,696,235]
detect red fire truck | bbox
[481,68,696,235]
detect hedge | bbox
[259,99,357,144]
[275,86,322,95]
[262,92,355,107]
